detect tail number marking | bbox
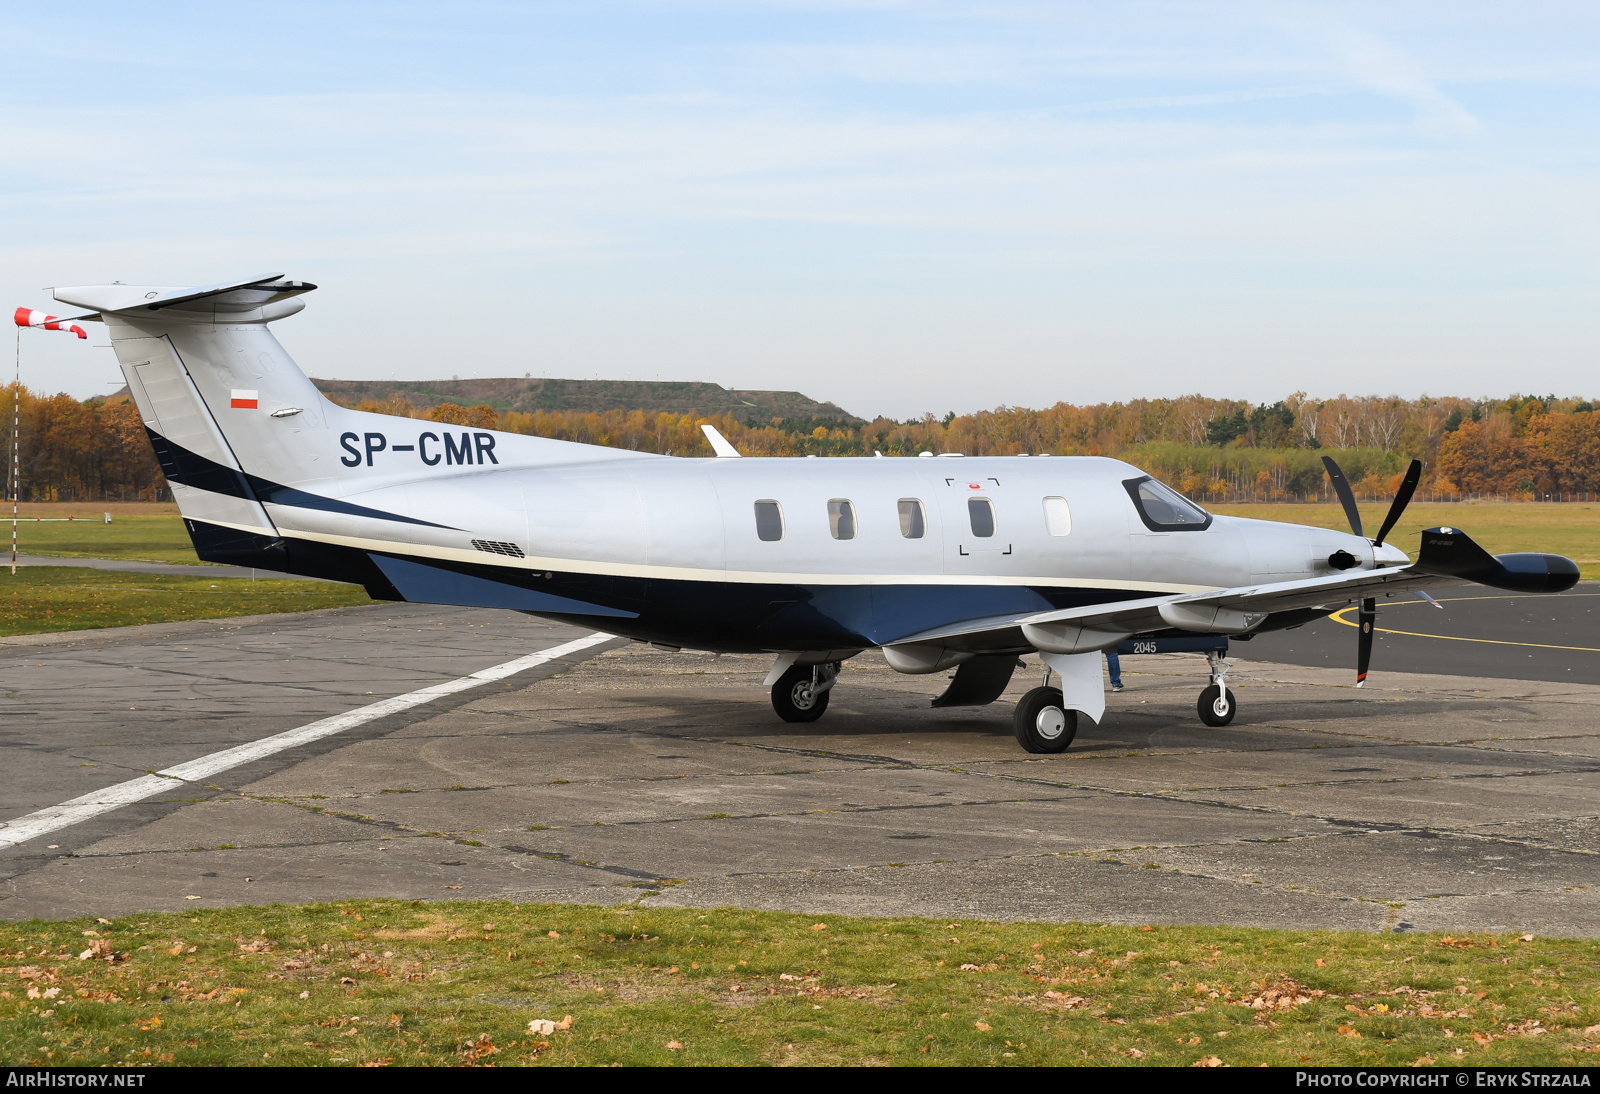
[340,431,499,468]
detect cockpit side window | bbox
[1123,476,1212,532]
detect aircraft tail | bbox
[48,275,656,591]
[50,276,328,571]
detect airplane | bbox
[22,274,1581,753]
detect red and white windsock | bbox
[13,308,87,339]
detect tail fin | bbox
[52,277,330,568]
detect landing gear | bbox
[772,662,839,723]
[1013,686,1077,753]
[1197,651,1237,727]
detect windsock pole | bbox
[9,300,96,569]
[11,324,17,575]
[11,307,93,572]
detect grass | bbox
[1,901,1595,1067]
[5,503,203,565]
[1212,501,1600,580]
[0,567,372,637]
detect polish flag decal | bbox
[230,389,259,409]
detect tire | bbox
[1197,684,1237,727]
[1012,686,1077,754]
[772,664,830,723]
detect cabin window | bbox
[1042,496,1072,537]
[967,497,996,538]
[1123,476,1212,532]
[828,499,857,540]
[897,498,925,539]
[754,500,784,541]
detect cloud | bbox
[1324,24,1479,136]
[0,2,1592,413]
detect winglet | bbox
[701,423,741,458]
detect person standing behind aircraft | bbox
[1106,650,1123,692]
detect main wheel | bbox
[1197,684,1236,727]
[772,664,830,723]
[1013,686,1077,754]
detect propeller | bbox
[1357,597,1375,686]
[1321,456,1363,539]
[1372,459,1422,548]
[1321,456,1424,687]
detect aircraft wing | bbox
[1026,565,1455,635]
[891,565,1449,651]
[890,526,1578,652]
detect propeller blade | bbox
[1356,597,1376,687]
[1321,456,1363,538]
[1372,459,1423,547]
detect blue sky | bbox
[3,2,1598,417]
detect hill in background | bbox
[308,377,861,426]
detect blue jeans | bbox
[1105,651,1122,687]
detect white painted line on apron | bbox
[0,631,614,850]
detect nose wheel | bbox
[1198,683,1236,726]
[1197,651,1237,727]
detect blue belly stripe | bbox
[370,554,638,618]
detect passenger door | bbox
[933,470,1018,575]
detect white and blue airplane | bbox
[29,274,1580,752]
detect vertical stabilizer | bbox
[115,331,284,567]
[52,277,332,568]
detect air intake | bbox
[471,539,526,558]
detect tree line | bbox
[6,384,1597,503]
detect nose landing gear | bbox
[1197,650,1237,727]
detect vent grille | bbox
[472,539,525,558]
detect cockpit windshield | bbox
[1124,476,1212,531]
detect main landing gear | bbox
[1198,650,1237,727]
[771,662,840,723]
[1012,686,1078,754]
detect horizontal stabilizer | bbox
[53,274,314,317]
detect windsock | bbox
[13,308,87,339]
